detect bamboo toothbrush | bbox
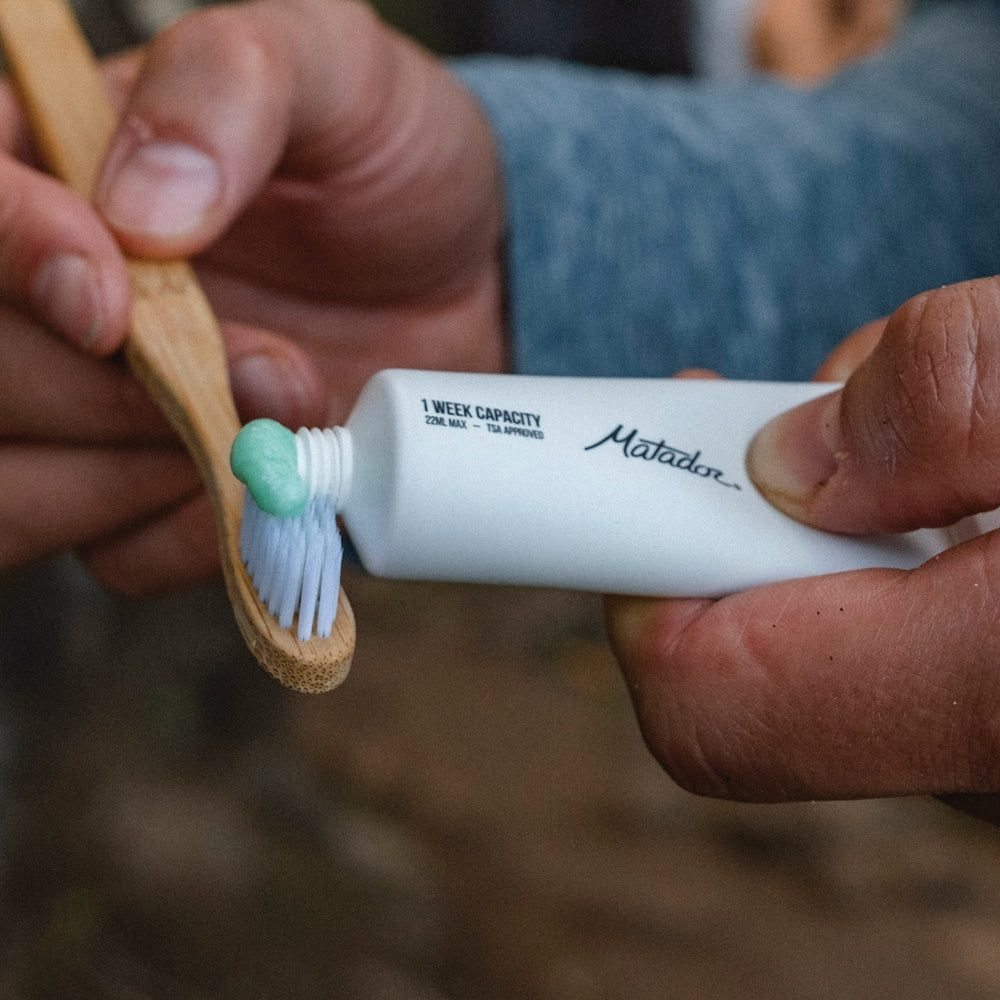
[0,0,355,693]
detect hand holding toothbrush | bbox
[0,0,504,591]
[606,277,1000,824]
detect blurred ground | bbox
[4,560,1000,999]
[4,1,1000,998]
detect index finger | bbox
[0,57,140,353]
[605,530,1000,803]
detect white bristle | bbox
[239,492,343,641]
[315,502,343,638]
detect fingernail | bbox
[98,138,220,236]
[230,354,316,429]
[31,254,102,346]
[605,595,663,659]
[745,391,842,510]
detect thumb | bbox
[747,277,1000,535]
[93,0,391,257]
[92,3,297,257]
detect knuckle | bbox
[0,164,88,299]
[636,712,750,800]
[634,693,787,802]
[951,543,1000,792]
[884,290,973,447]
[157,4,263,60]
[889,284,1000,449]
[141,6,288,116]
[621,611,791,802]
[853,281,1000,511]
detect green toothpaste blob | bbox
[230,418,309,518]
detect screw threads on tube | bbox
[295,427,343,508]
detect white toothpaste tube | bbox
[284,368,974,596]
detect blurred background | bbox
[4,1,1000,998]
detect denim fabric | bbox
[454,1,1000,380]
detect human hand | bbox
[92,0,506,418]
[605,277,1000,823]
[751,0,906,83]
[0,0,505,593]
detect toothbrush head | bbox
[231,419,346,645]
[239,491,344,643]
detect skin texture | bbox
[0,0,504,594]
[605,276,1000,823]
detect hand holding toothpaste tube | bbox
[606,277,1000,823]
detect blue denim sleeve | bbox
[452,1,1000,380]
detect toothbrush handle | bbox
[0,0,115,196]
